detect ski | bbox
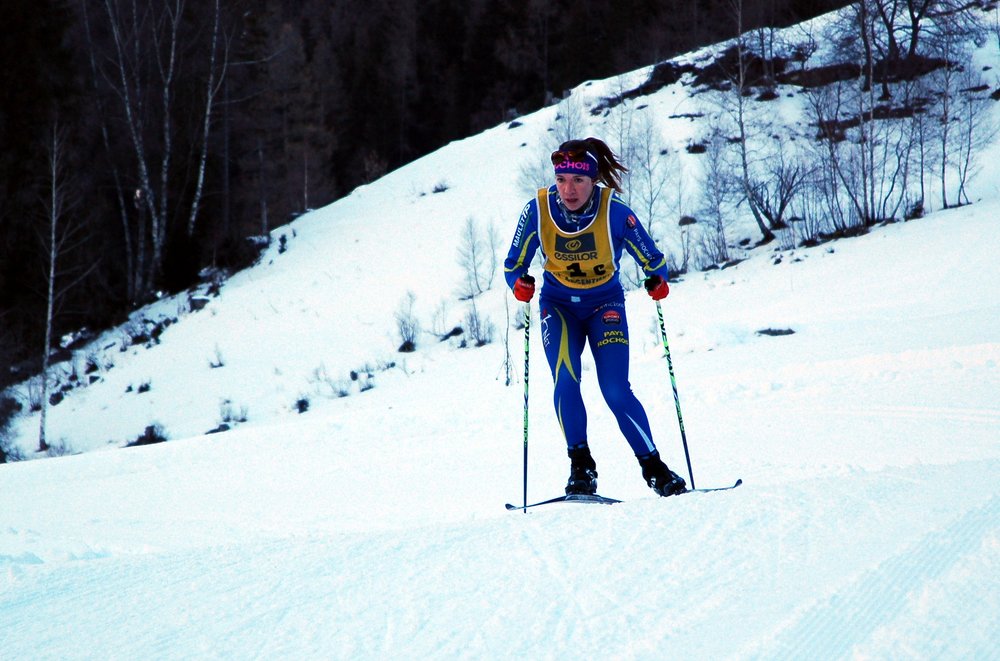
[505,479,742,511]
[505,493,622,511]
[685,478,743,493]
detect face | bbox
[555,174,595,212]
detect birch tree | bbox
[457,217,498,300]
[185,0,227,238]
[37,123,95,452]
[83,0,229,298]
[697,130,736,266]
[720,0,776,244]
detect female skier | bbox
[504,137,687,497]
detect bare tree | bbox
[953,70,996,207]
[922,6,990,209]
[748,137,813,231]
[83,0,229,297]
[719,0,777,244]
[909,78,933,213]
[804,81,869,231]
[992,1,1000,49]
[909,0,985,60]
[606,76,640,202]
[186,0,228,238]
[787,183,830,247]
[609,101,676,285]
[36,122,95,452]
[931,43,958,208]
[464,297,494,347]
[486,220,501,287]
[677,216,696,273]
[628,109,675,242]
[672,161,694,273]
[697,131,736,265]
[710,6,811,238]
[102,0,183,284]
[80,0,145,302]
[552,94,586,145]
[517,133,558,199]
[457,217,496,300]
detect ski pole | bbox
[655,299,696,489]
[521,301,530,513]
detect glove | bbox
[513,275,535,302]
[644,275,669,301]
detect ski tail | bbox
[505,493,621,511]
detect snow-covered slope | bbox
[2,9,999,659]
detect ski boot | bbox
[638,450,686,497]
[565,444,598,495]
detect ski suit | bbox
[504,184,670,456]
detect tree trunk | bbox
[187,0,224,238]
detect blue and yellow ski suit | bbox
[504,184,670,456]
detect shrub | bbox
[756,328,795,336]
[395,291,420,352]
[45,438,75,457]
[465,302,495,347]
[26,377,44,412]
[219,399,248,424]
[209,345,225,369]
[126,424,168,447]
[905,199,925,220]
[310,364,352,398]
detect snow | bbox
[3,10,1000,659]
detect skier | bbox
[504,137,687,498]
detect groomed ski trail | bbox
[3,461,996,659]
[741,494,1000,660]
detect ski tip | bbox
[504,503,525,511]
[734,478,743,486]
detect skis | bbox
[687,478,743,493]
[506,479,741,511]
[505,493,621,511]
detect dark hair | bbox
[558,137,628,193]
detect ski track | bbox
[742,495,1000,660]
[1,461,998,659]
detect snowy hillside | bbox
[3,8,1000,659]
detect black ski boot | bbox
[638,450,686,497]
[565,445,598,495]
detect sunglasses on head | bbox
[550,148,590,165]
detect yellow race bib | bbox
[538,187,616,289]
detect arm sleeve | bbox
[616,201,670,281]
[503,200,540,290]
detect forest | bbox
[0,0,944,385]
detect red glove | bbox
[513,275,535,302]
[644,275,669,301]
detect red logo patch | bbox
[627,215,637,228]
[602,310,622,325]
